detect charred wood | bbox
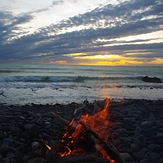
[59,155,110,163]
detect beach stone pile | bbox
[108,100,163,163]
[0,99,163,163]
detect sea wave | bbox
[0,76,73,82]
[0,70,21,73]
[0,75,143,83]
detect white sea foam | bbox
[0,86,162,105]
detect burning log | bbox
[49,111,126,163]
[80,121,126,163]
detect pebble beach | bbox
[0,99,163,163]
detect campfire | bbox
[34,99,126,163]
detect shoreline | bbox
[0,97,163,108]
[1,86,163,106]
[0,99,163,163]
[1,98,163,107]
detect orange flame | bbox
[58,98,115,162]
[79,98,111,141]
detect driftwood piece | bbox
[74,105,85,115]
[73,100,89,115]
[0,91,7,98]
[50,112,70,126]
[37,113,42,123]
[139,100,155,112]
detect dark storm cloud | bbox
[0,0,163,63]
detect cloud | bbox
[52,0,65,5]
[0,11,33,45]
[0,0,163,65]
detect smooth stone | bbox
[18,116,25,120]
[45,118,52,122]
[149,153,161,163]
[134,135,146,147]
[41,133,49,139]
[44,121,51,125]
[0,118,4,123]
[119,137,132,145]
[16,122,24,130]
[6,152,15,158]
[46,150,57,163]
[116,128,128,135]
[31,142,41,151]
[24,124,31,130]
[158,158,163,163]
[44,125,51,129]
[139,159,149,163]
[133,152,144,162]
[0,158,10,163]
[20,138,26,143]
[23,155,30,162]
[13,111,22,116]
[2,126,11,132]
[156,133,163,139]
[161,121,163,127]
[10,158,16,163]
[18,144,27,154]
[159,128,163,132]
[147,144,161,152]
[0,131,5,139]
[0,142,9,154]
[44,122,51,129]
[26,157,46,163]
[130,144,140,152]
[28,124,39,137]
[140,121,153,128]
[123,118,135,125]
[2,138,13,145]
[120,153,135,163]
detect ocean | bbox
[0,64,163,105]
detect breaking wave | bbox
[0,75,142,83]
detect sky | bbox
[0,0,163,66]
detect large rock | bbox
[142,76,162,83]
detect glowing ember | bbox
[45,144,52,150]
